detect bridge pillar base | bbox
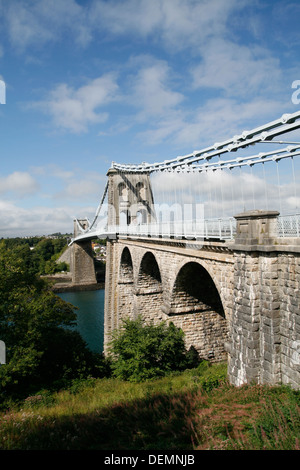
[71,241,97,286]
[228,210,283,388]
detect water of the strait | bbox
[58,289,105,353]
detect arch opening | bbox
[171,262,224,316]
[136,182,146,201]
[118,182,128,201]
[136,209,147,225]
[118,247,134,322]
[138,252,162,289]
[136,252,164,324]
[119,246,133,281]
[169,261,227,362]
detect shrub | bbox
[109,316,190,382]
[195,361,227,392]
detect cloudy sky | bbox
[0,0,300,236]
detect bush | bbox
[109,316,190,382]
[195,361,227,392]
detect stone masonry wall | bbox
[228,251,281,387]
[71,241,97,285]
[104,238,234,363]
[228,211,300,389]
[278,253,300,388]
[104,237,300,389]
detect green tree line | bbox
[1,236,69,275]
[0,241,109,406]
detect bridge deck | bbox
[71,213,300,245]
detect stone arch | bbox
[119,246,134,281]
[171,262,224,316]
[120,210,130,225]
[118,182,130,226]
[138,252,161,288]
[169,261,228,362]
[136,251,164,323]
[117,246,134,321]
[136,208,147,224]
[118,182,128,200]
[136,181,146,201]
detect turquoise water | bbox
[58,289,105,354]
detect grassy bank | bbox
[0,362,299,450]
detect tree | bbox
[109,316,190,382]
[1,236,69,276]
[0,242,108,403]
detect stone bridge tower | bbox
[106,168,155,227]
[104,168,156,332]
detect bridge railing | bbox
[73,214,300,245]
[107,217,237,240]
[277,213,300,237]
[72,213,300,244]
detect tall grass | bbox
[0,363,299,450]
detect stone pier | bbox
[70,219,97,288]
[228,210,300,388]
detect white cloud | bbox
[31,164,75,180]
[179,97,286,146]
[5,0,90,50]
[90,0,162,37]
[2,0,245,54]
[0,171,39,197]
[55,178,106,202]
[130,60,184,120]
[29,164,107,204]
[158,0,243,49]
[6,2,53,51]
[137,95,286,148]
[34,75,119,133]
[91,0,243,50]
[0,199,96,237]
[191,39,282,97]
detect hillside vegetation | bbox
[1,236,70,275]
[0,363,299,450]
[0,237,299,451]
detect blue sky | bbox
[0,0,300,236]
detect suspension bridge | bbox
[69,111,300,390]
[71,111,300,244]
